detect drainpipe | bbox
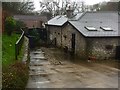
[46,25,49,45]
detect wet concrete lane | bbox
[26,48,119,88]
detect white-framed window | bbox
[84,26,97,31]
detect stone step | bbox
[28,74,50,85]
[33,51,45,54]
[30,53,45,56]
[29,64,44,66]
[29,65,44,69]
[30,61,44,64]
[30,61,45,65]
[31,57,47,60]
[36,49,42,51]
[30,60,46,62]
[26,82,51,88]
[29,70,46,75]
[30,61,50,66]
[31,54,45,58]
[29,68,44,71]
[29,72,49,76]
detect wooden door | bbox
[116,46,120,60]
[71,33,76,54]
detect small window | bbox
[58,33,60,35]
[105,45,113,50]
[67,23,69,26]
[85,26,97,31]
[55,32,56,34]
[100,27,113,31]
[63,35,67,40]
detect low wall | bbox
[22,36,30,63]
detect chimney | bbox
[66,5,74,18]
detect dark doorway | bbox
[115,46,120,60]
[54,38,57,46]
[37,28,47,41]
[71,33,76,54]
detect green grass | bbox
[2,33,29,89]
[17,41,24,62]
[0,35,2,65]
[2,33,20,67]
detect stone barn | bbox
[46,15,68,46]
[46,12,120,60]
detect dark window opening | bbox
[63,35,67,40]
[105,45,113,50]
[58,33,60,35]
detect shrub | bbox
[5,17,16,36]
[15,20,26,33]
[2,61,29,89]
[29,28,40,42]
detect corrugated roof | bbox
[69,12,119,37]
[47,13,83,26]
[14,15,48,22]
[69,13,84,21]
[47,15,68,26]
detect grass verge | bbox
[2,33,20,67]
[2,33,29,89]
[2,61,29,90]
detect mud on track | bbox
[26,47,119,88]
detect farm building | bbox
[14,15,48,28]
[46,11,120,60]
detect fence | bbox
[15,29,24,60]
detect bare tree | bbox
[2,0,35,15]
[88,1,118,11]
[38,0,87,18]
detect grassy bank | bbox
[2,33,29,89]
[2,34,20,67]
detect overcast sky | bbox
[34,0,110,11]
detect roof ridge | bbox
[68,12,87,21]
[77,12,87,20]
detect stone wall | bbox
[48,26,62,47]
[23,20,43,28]
[22,36,30,63]
[48,24,88,59]
[86,38,120,60]
[62,23,87,58]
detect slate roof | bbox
[14,15,48,22]
[69,12,119,37]
[47,12,119,37]
[69,13,84,21]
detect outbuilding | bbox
[46,12,120,60]
[14,15,48,28]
